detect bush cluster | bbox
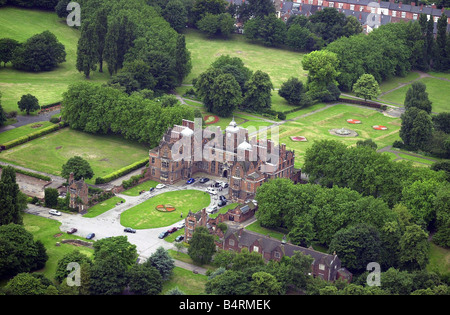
[1,123,62,150]
[94,159,148,185]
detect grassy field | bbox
[161,266,208,295]
[263,104,402,168]
[120,190,211,229]
[121,180,159,196]
[0,128,149,184]
[83,196,126,218]
[379,76,450,113]
[23,213,94,280]
[0,121,54,144]
[184,29,306,88]
[0,7,109,112]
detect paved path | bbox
[377,145,438,165]
[0,109,61,133]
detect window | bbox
[413,14,418,20]
[392,11,396,17]
[247,182,251,191]
[274,251,280,259]
[371,7,376,14]
[151,157,155,164]
[350,4,354,10]
[338,3,343,9]
[329,2,334,7]
[162,161,169,168]
[401,11,406,18]
[318,0,323,5]
[319,264,325,271]
[253,245,259,252]
[229,239,235,246]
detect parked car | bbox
[167,227,178,234]
[86,233,95,240]
[207,206,218,214]
[219,195,227,201]
[206,187,217,195]
[176,222,185,229]
[175,235,184,242]
[124,227,136,233]
[67,227,77,234]
[199,177,210,183]
[149,187,155,192]
[218,200,227,207]
[215,181,228,188]
[156,184,166,189]
[158,231,169,239]
[186,178,195,184]
[49,209,62,216]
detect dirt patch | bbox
[31,124,43,128]
[54,233,63,238]
[55,146,62,150]
[100,158,109,161]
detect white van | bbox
[206,187,217,195]
[49,210,62,216]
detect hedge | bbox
[95,158,148,185]
[1,123,66,150]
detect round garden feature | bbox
[372,125,388,130]
[204,115,219,125]
[347,119,361,124]
[155,204,176,212]
[290,136,307,142]
[329,128,358,137]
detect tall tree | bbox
[17,94,39,115]
[210,72,242,117]
[76,19,99,78]
[404,81,432,114]
[352,73,381,101]
[174,34,192,85]
[434,13,448,71]
[61,156,94,181]
[163,0,188,33]
[187,226,216,264]
[247,0,275,18]
[0,38,20,67]
[241,70,273,112]
[399,107,434,150]
[0,166,23,226]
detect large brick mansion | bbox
[147,119,300,202]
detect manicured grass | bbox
[263,104,402,168]
[397,153,435,166]
[23,213,94,280]
[427,242,450,276]
[0,128,149,184]
[184,29,307,88]
[121,180,159,196]
[378,71,421,93]
[120,190,211,229]
[168,249,216,271]
[245,221,289,242]
[161,266,208,295]
[379,77,450,113]
[0,121,54,144]
[83,196,126,218]
[0,7,109,112]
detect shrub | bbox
[95,159,148,184]
[2,123,61,149]
[50,117,60,124]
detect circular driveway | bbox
[25,177,229,261]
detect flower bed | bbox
[290,136,307,142]
[372,125,388,130]
[204,115,219,125]
[347,119,361,124]
[155,204,176,212]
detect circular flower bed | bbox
[204,115,219,125]
[372,125,388,130]
[155,204,176,212]
[347,119,361,124]
[290,136,307,142]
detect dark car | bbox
[158,231,169,239]
[124,227,136,233]
[199,177,210,183]
[175,235,184,242]
[186,178,195,184]
[167,227,178,234]
[86,233,95,240]
[218,200,227,207]
[219,195,227,201]
[67,228,77,234]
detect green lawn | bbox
[378,71,421,93]
[121,180,159,196]
[23,213,94,281]
[120,190,211,229]
[264,104,402,168]
[0,121,54,144]
[208,202,239,219]
[83,196,126,218]
[184,29,306,88]
[379,77,450,113]
[0,128,149,184]
[161,266,207,295]
[427,242,450,276]
[0,7,109,112]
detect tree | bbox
[0,166,23,226]
[175,34,192,85]
[0,224,48,279]
[352,73,381,101]
[44,188,59,208]
[0,38,20,67]
[197,13,235,37]
[17,94,39,115]
[399,107,433,151]
[251,272,282,295]
[163,0,188,33]
[127,263,162,295]
[399,224,429,271]
[278,77,308,106]
[11,31,66,72]
[285,24,314,51]
[93,236,138,268]
[432,112,450,134]
[188,226,216,264]
[211,55,252,93]
[209,72,242,117]
[3,273,48,295]
[230,247,265,271]
[146,246,175,281]
[286,251,315,290]
[76,19,99,79]
[0,91,7,126]
[61,156,94,181]
[328,224,382,274]
[54,250,92,284]
[404,81,432,114]
[433,13,448,71]
[89,254,129,295]
[205,270,252,295]
[302,50,340,100]
[247,0,276,18]
[242,70,273,112]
